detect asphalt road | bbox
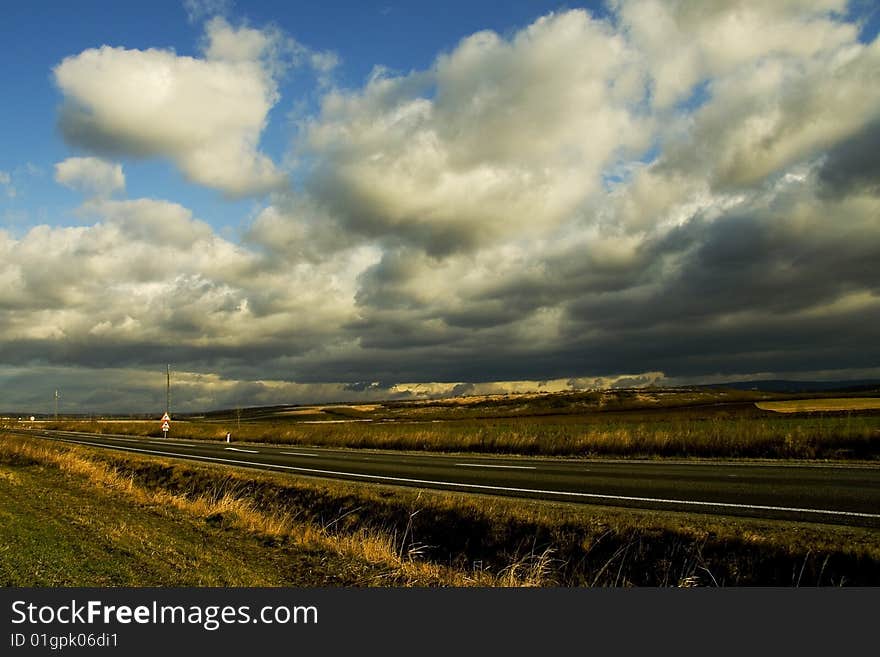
[14,428,880,527]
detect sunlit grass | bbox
[757,398,880,413]
[0,433,494,586]
[28,412,880,459]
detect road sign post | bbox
[161,412,171,438]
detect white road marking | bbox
[280,451,319,457]
[225,447,258,454]
[456,463,537,470]
[300,419,373,424]
[148,440,197,447]
[53,432,199,448]
[39,436,880,521]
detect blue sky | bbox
[1,1,609,236]
[1,1,879,412]
[2,0,877,236]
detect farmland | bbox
[757,398,880,413]
[17,388,880,461]
[3,387,879,586]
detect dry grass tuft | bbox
[0,434,515,586]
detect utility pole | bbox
[161,365,172,439]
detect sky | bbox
[1,0,879,414]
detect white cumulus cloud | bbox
[53,19,288,198]
[54,157,125,198]
[303,9,651,254]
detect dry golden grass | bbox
[25,412,880,460]
[0,467,21,485]
[757,398,880,413]
[0,434,498,586]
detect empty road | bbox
[12,428,880,527]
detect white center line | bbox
[56,433,199,448]
[280,451,319,457]
[456,463,537,470]
[34,436,880,522]
[225,447,259,454]
[148,441,197,447]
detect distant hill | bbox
[697,379,880,393]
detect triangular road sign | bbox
[161,412,171,422]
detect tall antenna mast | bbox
[166,364,171,416]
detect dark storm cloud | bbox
[345,313,467,350]
[289,298,880,385]
[565,233,877,334]
[321,169,880,385]
[0,337,312,376]
[566,304,880,379]
[818,118,880,199]
[464,244,655,318]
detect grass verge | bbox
[0,433,494,586]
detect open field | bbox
[757,398,880,413]
[2,432,879,586]
[20,411,880,460]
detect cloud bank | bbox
[8,1,879,410]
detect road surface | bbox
[11,428,880,527]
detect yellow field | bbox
[757,398,880,413]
